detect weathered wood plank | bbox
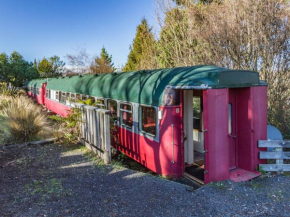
[100,113,104,150]
[259,164,290,172]
[1,138,56,149]
[104,113,111,164]
[258,140,290,148]
[78,107,111,164]
[260,151,290,159]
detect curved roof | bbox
[30,65,267,106]
[27,78,49,88]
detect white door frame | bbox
[183,90,194,164]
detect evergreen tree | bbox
[123,18,158,71]
[90,47,115,73]
[37,56,65,77]
[0,51,39,86]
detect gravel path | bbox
[1,143,290,217]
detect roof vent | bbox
[139,70,147,75]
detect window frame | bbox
[70,93,76,103]
[76,94,81,102]
[139,105,157,138]
[120,102,133,129]
[228,103,233,135]
[107,99,118,122]
[192,95,203,132]
[95,98,106,109]
[55,91,59,102]
[81,95,88,101]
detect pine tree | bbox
[123,18,158,72]
[90,47,115,74]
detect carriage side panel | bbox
[45,98,71,117]
[158,105,184,177]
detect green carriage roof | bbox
[26,78,49,88]
[27,65,267,106]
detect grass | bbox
[250,183,264,188]
[0,96,52,143]
[111,151,149,172]
[24,178,73,200]
[64,143,107,171]
[209,181,227,189]
[0,114,8,144]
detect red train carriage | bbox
[26,65,267,184]
[27,78,48,105]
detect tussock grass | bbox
[0,84,19,97]
[0,96,51,143]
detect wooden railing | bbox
[74,103,111,164]
[258,140,290,172]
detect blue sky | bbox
[0,0,156,68]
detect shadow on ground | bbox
[1,143,290,217]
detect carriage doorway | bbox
[183,90,205,184]
[228,89,237,170]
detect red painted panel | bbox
[159,106,184,177]
[42,83,47,105]
[235,88,252,170]
[36,94,43,105]
[45,99,71,117]
[228,89,237,169]
[250,86,267,168]
[235,87,267,172]
[203,89,230,184]
[116,105,184,177]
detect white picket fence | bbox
[259,140,290,172]
[74,103,111,163]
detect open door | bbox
[183,90,205,184]
[228,89,237,170]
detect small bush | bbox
[0,96,51,143]
[0,83,19,97]
[48,107,81,142]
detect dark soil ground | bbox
[1,143,290,217]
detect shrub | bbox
[0,96,51,143]
[0,83,19,97]
[48,107,82,143]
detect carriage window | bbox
[46,90,49,98]
[66,93,70,104]
[76,94,81,102]
[48,90,51,99]
[89,97,96,104]
[58,91,61,102]
[108,100,118,121]
[120,103,133,128]
[36,88,40,95]
[55,91,59,101]
[228,103,232,134]
[70,93,76,103]
[82,95,88,100]
[96,98,106,109]
[193,97,202,131]
[61,92,66,103]
[140,106,156,136]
